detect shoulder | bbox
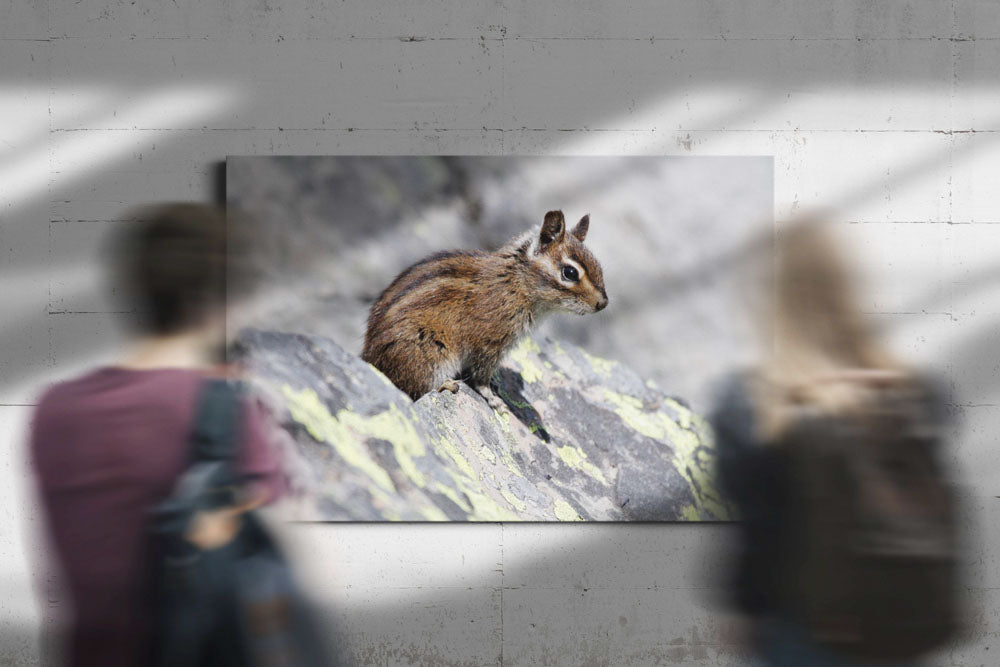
[32,369,112,422]
[33,367,204,428]
[34,367,105,402]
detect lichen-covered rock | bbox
[237,328,732,522]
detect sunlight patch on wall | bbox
[0,84,242,212]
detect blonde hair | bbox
[756,222,902,440]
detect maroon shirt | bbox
[30,367,284,667]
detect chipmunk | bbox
[362,210,608,408]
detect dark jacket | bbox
[710,374,793,617]
[709,372,953,619]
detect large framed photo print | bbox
[227,156,772,521]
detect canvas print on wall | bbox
[226,156,772,521]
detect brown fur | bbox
[362,210,608,400]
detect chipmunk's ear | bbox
[571,214,590,241]
[539,210,566,250]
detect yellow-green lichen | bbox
[556,445,608,486]
[501,488,527,512]
[431,429,477,480]
[479,443,498,464]
[380,508,403,521]
[581,348,617,377]
[282,385,434,496]
[681,504,702,521]
[462,487,521,521]
[438,466,522,520]
[282,385,396,493]
[338,402,427,487]
[497,443,523,479]
[663,397,693,429]
[493,409,512,433]
[601,389,730,519]
[507,337,545,383]
[425,427,523,521]
[553,498,583,521]
[490,411,526,478]
[430,481,472,513]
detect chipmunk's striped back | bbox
[362,211,608,403]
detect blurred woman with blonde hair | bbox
[711,221,961,666]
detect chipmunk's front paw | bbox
[475,384,508,412]
[437,378,461,394]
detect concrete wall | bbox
[1,1,997,664]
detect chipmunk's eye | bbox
[561,265,579,282]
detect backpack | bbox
[149,379,335,667]
[779,377,962,661]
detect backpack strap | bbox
[186,378,245,508]
[190,378,244,464]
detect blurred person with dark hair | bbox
[29,204,285,666]
[711,223,963,666]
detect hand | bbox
[185,507,242,550]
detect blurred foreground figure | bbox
[711,223,964,666]
[30,204,330,666]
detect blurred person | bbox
[29,204,294,666]
[710,222,963,666]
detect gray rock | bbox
[237,328,733,522]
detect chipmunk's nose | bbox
[595,294,609,311]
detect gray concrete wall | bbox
[1,1,997,664]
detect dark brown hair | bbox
[111,203,235,335]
